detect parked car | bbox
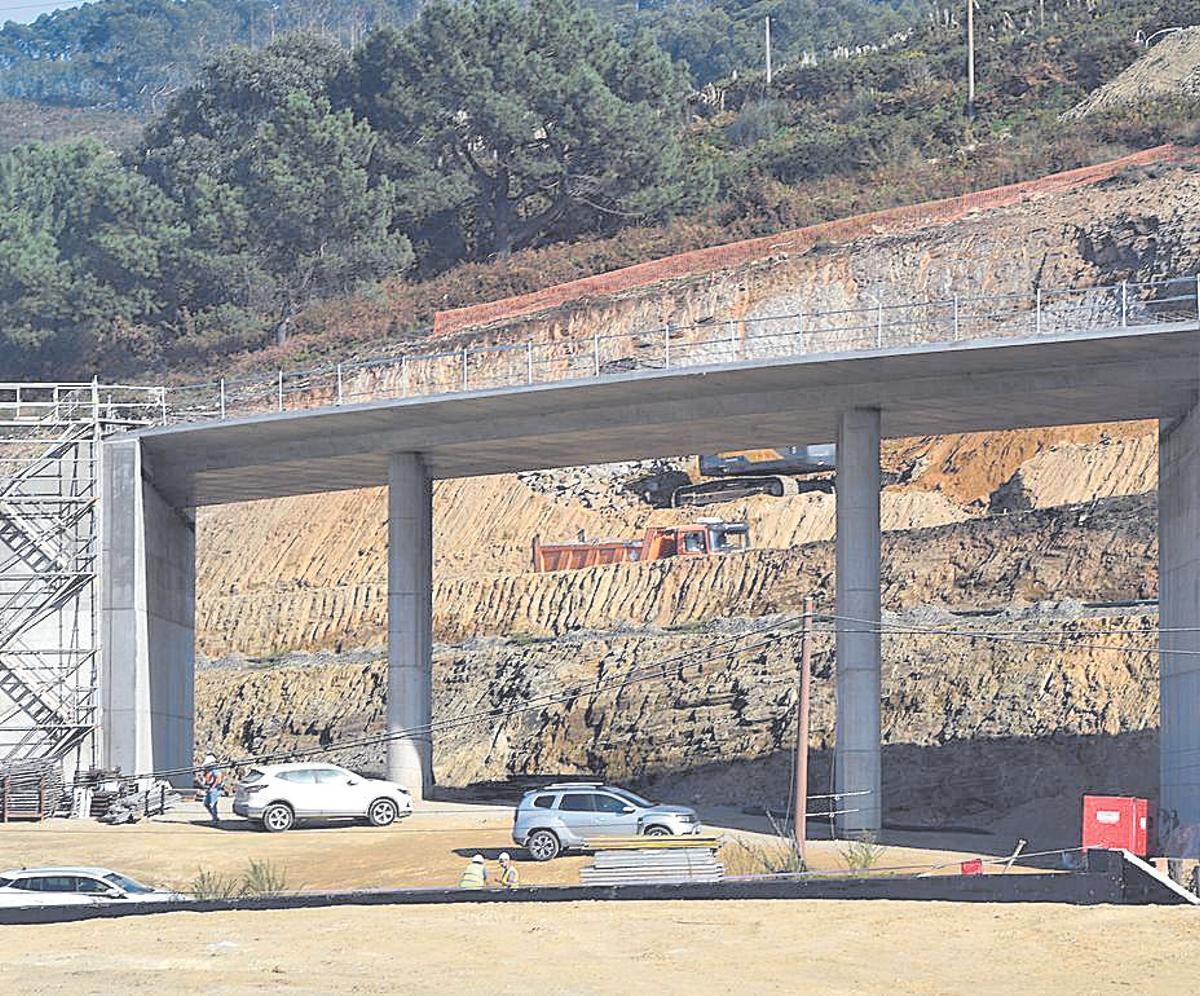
[511,781,702,861]
[0,889,98,909]
[233,762,413,832]
[0,867,186,904]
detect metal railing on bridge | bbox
[156,274,1200,424]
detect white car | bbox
[232,762,413,832]
[0,867,186,904]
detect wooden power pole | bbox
[794,596,814,859]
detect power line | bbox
[177,613,1166,786]
[149,616,811,783]
[820,613,1197,657]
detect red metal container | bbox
[1082,795,1149,855]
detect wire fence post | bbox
[461,348,469,391]
[335,364,343,405]
[219,378,226,419]
[953,294,960,340]
[664,324,671,369]
[1195,273,1199,323]
[1121,280,1128,327]
[526,341,534,385]
[277,370,283,412]
[593,329,600,377]
[729,319,739,360]
[402,355,409,398]
[159,387,168,425]
[1035,287,1042,336]
[876,301,883,348]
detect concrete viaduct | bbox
[101,319,1200,831]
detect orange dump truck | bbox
[532,519,750,572]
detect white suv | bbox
[233,762,413,832]
[0,867,186,904]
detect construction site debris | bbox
[0,759,67,821]
[579,844,724,886]
[73,768,181,824]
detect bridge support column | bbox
[835,408,882,834]
[101,438,194,785]
[1159,406,1200,831]
[387,452,433,799]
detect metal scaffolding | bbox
[0,383,162,777]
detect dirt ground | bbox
[0,800,1008,894]
[10,899,1200,994]
[0,801,588,893]
[5,803,1197,993]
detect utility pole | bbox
[793,596,814,860]
[765,16,773,87]
[965,0,976,119]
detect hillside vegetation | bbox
[0,0,922,109]
[0,0,1197,380]
[0,99,140,152]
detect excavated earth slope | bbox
[193,157,1193,831]
[196,605,1159,845]
[1065,28,1200,120]
[195,430,1156,656]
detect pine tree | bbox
[348,0,706,261]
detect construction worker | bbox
[459,854,488,890]
[497,852,520,890]
[201,753,221,825]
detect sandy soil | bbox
[0,801,588,893]
[0,800,987,895]
[6,803,1195,993]
[11,899,1200,994]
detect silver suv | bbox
[511,782,701,860]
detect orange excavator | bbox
[532,518,751,573]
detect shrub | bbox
[839,831,886,872]
[240,858,290,897]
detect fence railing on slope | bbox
[159,274,1200,426]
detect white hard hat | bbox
[499,852,511,862]
[472,854,485,864]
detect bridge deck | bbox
[135,321,1200,507]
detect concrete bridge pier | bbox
[834,408,882,834]
[100,438,195,785]
[1159,404,1200,831]
[386,452,433,799]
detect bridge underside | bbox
[102,321,1200,830]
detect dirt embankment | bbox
[1065,27,1200,120]
[197,489,1154,656]
[195,423,1158,657]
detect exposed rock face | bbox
[195,607,1159,843]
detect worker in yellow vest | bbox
[459,854,488,889]
[497,852,520,890]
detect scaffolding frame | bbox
[0,383,164,774]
